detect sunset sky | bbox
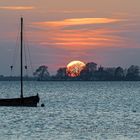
[0,0,140,75]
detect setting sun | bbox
[66,61,86,77]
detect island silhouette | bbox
[0,62,139,81]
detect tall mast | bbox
[20,17,23,98]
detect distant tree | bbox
[126,65,140,80]
[55,67,67,80]
[105,68,115,76]
[80,62,97,80]
[0,75,4,78]
[80,67,89,80]
[34,65,50,81]
[94,66,108,80]
[86,62,97,72]
[114,67,124,80]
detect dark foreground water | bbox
[0,81,140,140]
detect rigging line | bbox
[11,24,20,76]
[23,24,28,77]
[27,41,34,76]
[24,25,30,76]
[24,25,34,76]
[23,22,38,93]
[23,39,28,77]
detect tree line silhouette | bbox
[34,62,140,81]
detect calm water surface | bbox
[0,81,140,140]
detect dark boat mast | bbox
[20,17,23,98]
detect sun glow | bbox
[66,61,86,77]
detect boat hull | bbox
[0,94,39,107]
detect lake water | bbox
[0,81,140,140]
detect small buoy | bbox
[41,103,45,107]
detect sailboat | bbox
[0,17,40,107]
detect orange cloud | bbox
[47,10,95,14]
[33,18,122,27]
[0,6,35,10]
[33,28,125,51]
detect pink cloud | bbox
[33,17,123,27]
[0,6,35,10]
